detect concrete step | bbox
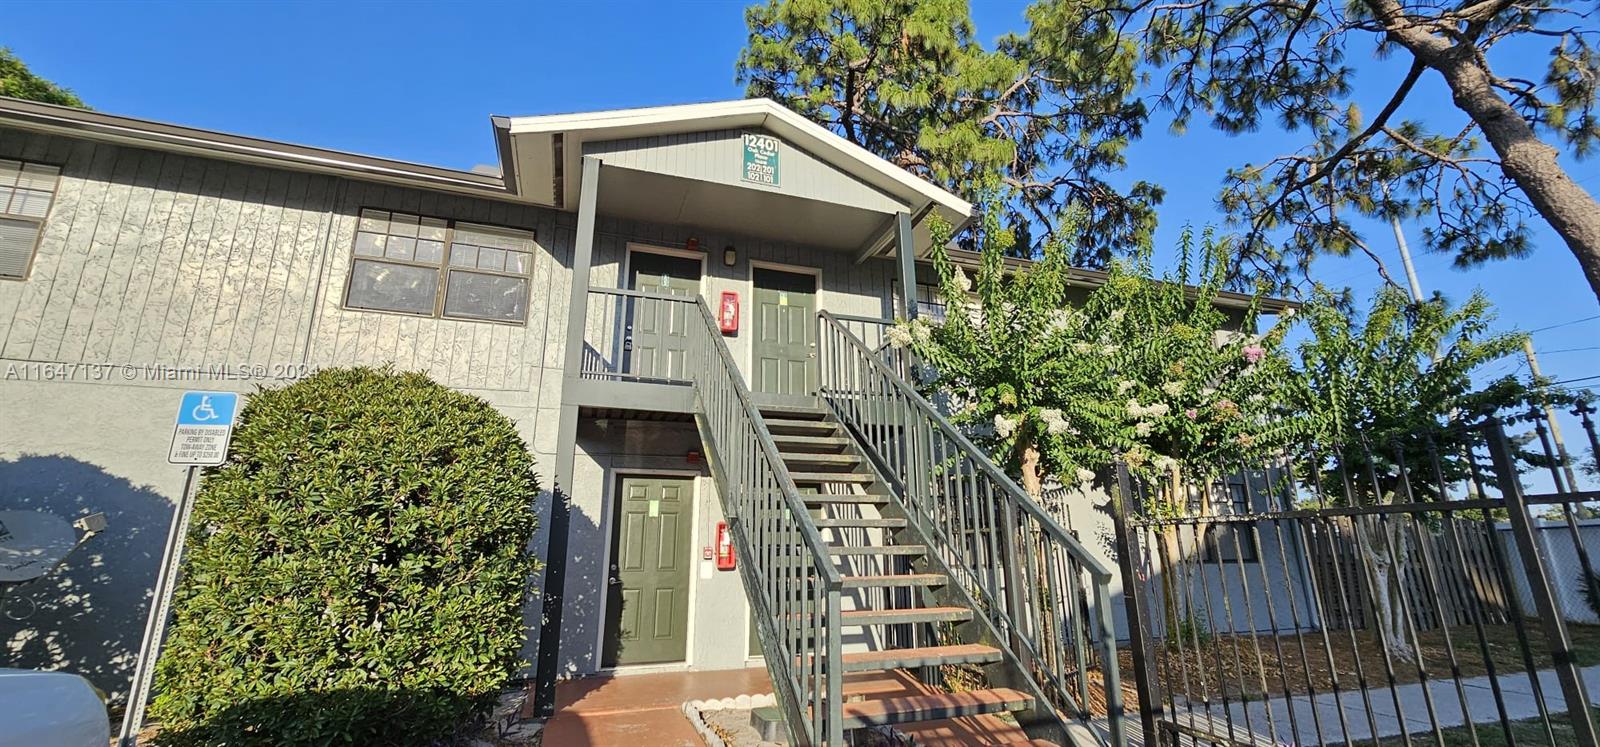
[838,687,1033,729]
[838,644,1003,673]
[841,573,947,588]
[828,544,927,556]
[814,516,907,529]
[841,606,973,626]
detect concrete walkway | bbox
[1165,665,1600,744]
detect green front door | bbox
[626,252,702,381]
[752,267,817,396]
[603,476,694,667]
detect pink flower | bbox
[1242,344,1265,363]
[1185,408,1198,420]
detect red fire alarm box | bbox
[715,521,736,570]
[718,291,739,334]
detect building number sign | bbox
[742,133,780,186]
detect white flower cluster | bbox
[1153,455,1177,473]
[1125,399,1170,419]
[994,413,1019,439]
[1039,408,1070,436]
[885,325,913,349]
[1074,467,1096,484]
[1116,380,1135,395]
[1161,381,1184,397]
[953,266,972,292]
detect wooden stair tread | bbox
[829,544,927,555]
[839,644,1003,671]
[841,573,946,588]
[814,516,907,528]
[787,473,876,486]
[759,405,830,420]
[781,452,862,465]
[841,606,973,625]
[770,434,851,446]
[837,688,1033,728]
[802,493,888,504]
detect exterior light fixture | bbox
[723,245,737,266]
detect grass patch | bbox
[1380,706,1600,746]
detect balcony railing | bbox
[578,286,699,384]
[818,310,1127,745]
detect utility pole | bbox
[1390,216,1426,303]
[1390,210,1581,491]
[1522,337,1581,491]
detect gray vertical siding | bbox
[585,128,906,215]
[0,127,583,410]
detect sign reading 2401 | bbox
[741,133,780,187]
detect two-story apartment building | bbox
[6,95,1291,744]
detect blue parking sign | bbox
[169,391,239,465]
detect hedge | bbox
[149,367,541,746]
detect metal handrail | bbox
[817,310,1127,747]
[818,312,1112,578]
[689,298,844,746]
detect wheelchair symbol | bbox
[191,396,220,423]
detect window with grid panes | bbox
[0,159,62,280]
[344,208,535,323]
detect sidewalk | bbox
[1164,665,1600,744]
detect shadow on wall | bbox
[0,454,174,705]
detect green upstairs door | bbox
[603,476,694,667]
[752,267,817,397]
[626,251,702,381]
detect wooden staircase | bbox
[759,402,1051,743]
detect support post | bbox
[1112,464,1161,745]
[895,211,917,321]
[1486,418,1599,744]
[532,155,601,719]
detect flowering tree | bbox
[895,205,1308,503]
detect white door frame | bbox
[594,469,703,675]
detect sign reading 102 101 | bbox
[741,133,780,187]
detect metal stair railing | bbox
[688,298,845,746]
[817,311,1128,747]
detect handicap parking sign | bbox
[168,391,240,465]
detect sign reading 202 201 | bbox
[742,132,780,187]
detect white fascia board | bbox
[503,99,974,237]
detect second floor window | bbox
[0,159,62,280]
[344,209,535,323]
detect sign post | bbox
[118,391,239,747]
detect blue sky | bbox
[6,0,1599,480]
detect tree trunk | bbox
[1370,3,1600,303]
[1017,437,1044,499]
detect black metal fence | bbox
[1112,414,1600,746]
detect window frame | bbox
[0,159,64,282]
[340,208,537,326]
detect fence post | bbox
[1485,417,1600,743]
[1111,463,1162,745]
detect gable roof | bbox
[496,98,974,238]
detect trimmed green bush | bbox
[149,367,541,746]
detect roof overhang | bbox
[0,96,515,200]
[499,98,975,253]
